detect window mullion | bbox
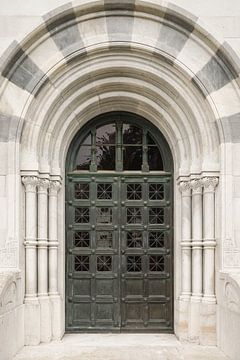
[90,128,97,172]
[116,122,123,171]
[142,129,149,172]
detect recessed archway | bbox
[65,111,174,332]
[0,0,239,348]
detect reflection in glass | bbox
[123,124,142,144]
[96,124,116,144]
[123,146,142,170]
[75,146,91,170]
[82,132,91,145]
[148,146,163,170]
[73,121,165,172]
[96,146,115,170]
[147,133,156,145]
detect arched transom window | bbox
[73,117,164,172]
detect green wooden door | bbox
[65,112,173,333]
[66,173,173,332]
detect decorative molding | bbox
[0,271,21,316]
[38,178,50,192]
[22,176,39,192]
[224,274,240,314]
[49,180,62,196]
[202,177,219,192]
[190,178,203,194]
[179,181,191,194]
[223,239,240,268]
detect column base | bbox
[39,295,52,343]
[49,294,63,340]
[189,300,201,343]
[200,302,216,345]
[24,297,40,345]
[202,295,216,304]
[179,292,191,301]
[191,294,202,302]
[176,297,217,345]
[176,299,190,340]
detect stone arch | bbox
[0,1,239,163]
[0,0,239,346]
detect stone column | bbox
[37,179,51,342]
[190,179,203,301]
[179,181,192,300]
[202,177,218,303]
[49,180,62,339]
[22,176,40,345]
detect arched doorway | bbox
[65,112,174,332]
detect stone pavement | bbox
[14,334,229,360]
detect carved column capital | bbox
[38,179,50,193]
[22,176,39,192]
[190,179,203,195]
[49,180,62,196]
[202,177,219,192]
[179,181,191,194]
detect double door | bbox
[66,173,173,332]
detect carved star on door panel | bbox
[127,231,142,248]
[97,183,112,199]
[127,184,142,200]
[127,207,142,224]
[74,231,90,247]
[149,184,164,200]
[97,256,112,271]
[149,231,165,248]
[74,183,90,199]
[127,256,142,272]
[149,255,165,272]
[75,208,90,223]
[149,207,164,224]
[74,255,90,272]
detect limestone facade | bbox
[0,1,240,359]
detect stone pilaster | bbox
[49,179,62,340]
[37,179,51,343]
[200,175,218,346]
[179,181,192,300]
[202,177,218,303]
[190,178,203,302]
[22,176,40,345]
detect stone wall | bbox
[0,271,24,360]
